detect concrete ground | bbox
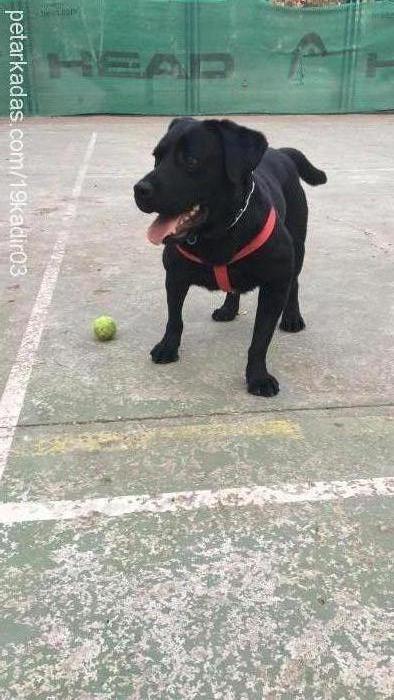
[0,114,393,699]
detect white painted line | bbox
[0,133,97,481]
[0,477,392,524]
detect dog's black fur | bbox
[134,118,326,397]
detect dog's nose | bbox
[134,180,153,200]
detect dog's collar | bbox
[228,177,255,229]
[184,175,255,245]
[176,207,276,293]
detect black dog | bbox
[134,118,326,397]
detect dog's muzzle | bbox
[134,180,155,212]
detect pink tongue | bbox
[147,215,180,245]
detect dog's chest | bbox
[186,258,260,293]
[164,244,263,293]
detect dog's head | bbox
[134,118,267,244]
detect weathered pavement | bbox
[0,115,393,699]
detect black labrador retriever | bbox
[134,118,326,397]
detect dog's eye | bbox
[153,150,163,165]
[185,155,199,171]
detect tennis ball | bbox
[92,315,117,341]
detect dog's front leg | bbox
[246,282,290,396]
[151,272,189,364]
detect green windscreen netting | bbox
[0,0,393,116]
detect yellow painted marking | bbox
[19,418,301,456]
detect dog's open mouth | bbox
[147,204,207,245]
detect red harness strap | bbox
[175,207,276,293]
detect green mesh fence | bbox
[0,0,393,116]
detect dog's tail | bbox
[280,147,327,186]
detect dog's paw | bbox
[280,314,305,333]
[247,374,279,397]
[212,306,238,322]
[150,340,179,364]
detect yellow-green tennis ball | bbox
[92,315,117,341]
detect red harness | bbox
[175,207,276,293]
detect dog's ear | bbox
[168,118,183,131]
[168,117,196,132]
[205,119,268,183]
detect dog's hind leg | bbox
[280,183,308,333]
[279,251,305,332]
[212,292,240,322]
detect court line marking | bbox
[14,418,301,456]
[0,477,392,524]
[0,132,97,481]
